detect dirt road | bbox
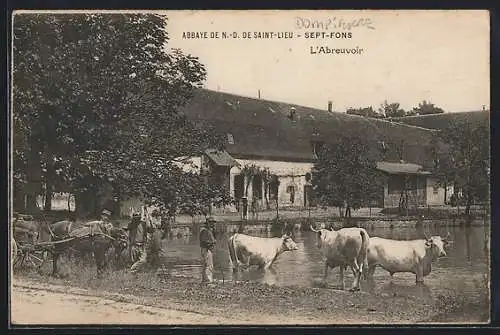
[11,279,252,325]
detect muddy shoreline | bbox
[12,269,489,325]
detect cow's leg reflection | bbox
[323,262,329,282]
[415,265,424,284]
[339,265,345,290]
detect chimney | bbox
[258,90,261,99]
[289,107,296,121]
[482,105,486,111]
[328,101,333,113]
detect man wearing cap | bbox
[200,217,217,283]
[130,206,165,273]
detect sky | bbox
[166,10,490,113]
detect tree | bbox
[428,135,454,205]
[378,100,406,118]
[410,100,445,116]
[312,133,384,218]
[346,106,383,118]
[13,13,229,216]
[431,120,489,217]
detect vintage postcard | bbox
[10,10,490,326]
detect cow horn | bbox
[310,225,319,233]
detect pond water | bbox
[163,221,490,301]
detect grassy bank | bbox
[13,264,489,325]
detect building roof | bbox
[204,149,240,167]
[180,89,441,166]
[388,111,490,131]
[376,161,431,175]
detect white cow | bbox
[365,233,450,283]
[311,226,370,292]
[228,233,299,271]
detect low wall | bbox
[164,216,489,239]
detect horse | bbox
[43,220,118,277]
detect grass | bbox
[421,272,490,323]
[12,258,490,325]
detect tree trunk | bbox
[465,191,472,217]
[43,153,55,211]
[443,181,448,205]
[25,194,39,213]
[465,189,473,227]
[43,186,52,211]
[26,138,42,213]
[345,205,352,218]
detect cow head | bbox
[281,235,299,251]
[425,236,447,258]
[310,225,330,249]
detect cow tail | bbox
[359,229,369,274]
[227,234,239,271]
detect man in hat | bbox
[99,209,114,233]
[200,217,217,283]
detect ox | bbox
[365,233,450,284]
[228,233,298,271]
[310,225,370,292]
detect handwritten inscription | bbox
[295,17,375,31]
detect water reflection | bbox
[164,220,489,300]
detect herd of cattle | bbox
[12,215,451,292]
[228,225,450,292]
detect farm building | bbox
[119,88,454,215]
[32,90,485,217]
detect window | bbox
[269,175,279,200]
[252,175,263,200]
[311,141,325,158]
[433,185,439,194]
[234,174,244,199]
[227,133,234,144]
[286,185,296,204]
[388,176,404,194]
[305,172,312,182]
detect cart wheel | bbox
[14,247,48,270]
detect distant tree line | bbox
[346,100,445,118]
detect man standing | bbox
[130,206,165,273]
[200,217,217,283]
[99,209,114,233]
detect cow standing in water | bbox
[365,234,450,284]
[310,225,370,292]
[228,233,298,272]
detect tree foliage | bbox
[312,133,384,217]
[378,100,406,118]
[430,120,489,214]
[13,13,229,216]
[346,106,383,118]
[410,100,445,116]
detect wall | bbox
[426,177,454,206]
[119,157,315,216]
[383,175,427,208]
[230,158,314,210]
[36,192,75,211]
